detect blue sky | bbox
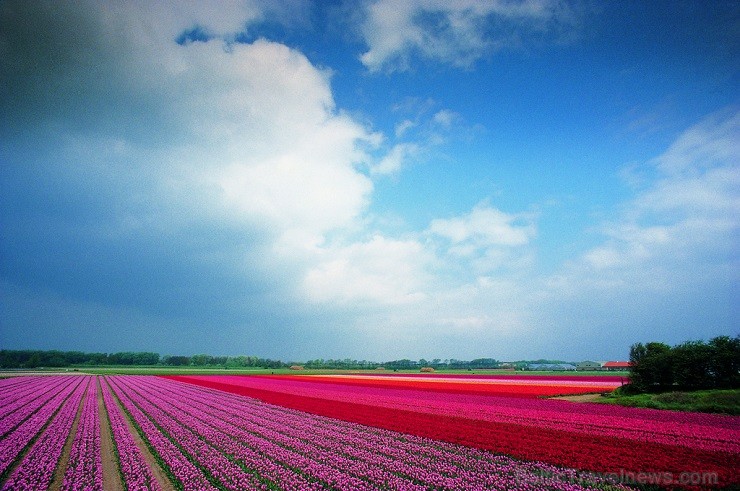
[1,1,737,362]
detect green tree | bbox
[629,342,673,391]
[672,340,712,389]
[707,336,740,389]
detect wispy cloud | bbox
[429,202,535,248]
[370,143,420,175]
[554,107,739,299]
[359,0,578,72]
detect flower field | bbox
[0,374,738,490]
[167,374,740,489]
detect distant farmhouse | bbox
[602,361,632,371]
[576,361,602,371]
[575,361,632,371]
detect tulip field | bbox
[1,374,738,490]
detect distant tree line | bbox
[0,349,586,371]
[0,350,161,368]
[303,358,502,370]
[628,336,740,393]
[0,350,285,369]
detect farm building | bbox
[575,361,603,371]
[602,361,632,371]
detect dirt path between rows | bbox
[104,377,175,491]
[551,393,605,403]
[98,377,124,491]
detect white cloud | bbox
[652,108,739,174]
[0,1,383,318]
[359,0,576,72]
[573,107,739,289]
[370,142,420,175]
[429,202,535,248]
[304,235,432,305]
[395,119,416,137]
[432,109,457,127]
[2,1,735,361]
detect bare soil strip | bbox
[104,377,175,491]
[551,393,604,403]
[98,377,124,491]
[48,379,89,491]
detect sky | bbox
[1,0,738,362]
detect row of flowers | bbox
[171,374,738,453]
[2,376,89,490]
[264,374,622,398]
[0,375,84,478]
[107,375,632,491]
[62,378,103,490]
[2,374,736,489]
[168,374,740,488]
[100,377,160,490]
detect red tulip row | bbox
[167,374,740,489]
[174,375,738,453]
[264,374,622,398]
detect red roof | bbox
[603,361,632,368]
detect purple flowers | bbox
[62,378,103,490]
[100,378,160,490]
[103,375,632,490]
[12,374,725,489]
[2,376,88,490]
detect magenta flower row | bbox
[104,377,218,491]
[62,378,103,491]
[2,377,88,490]
[106,375,632,491]
[100,378,160,491]
[0,376,84,477]
[193,374,739,453]
[0,376,69,421]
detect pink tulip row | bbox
[153,378,627,490]
[104,377,218,491]
[187,374,739,453]
[0,376,85,477]
[0,376,65,417]
[100,378,160,490]
[107,375,632,491]
[108,376,291,491]
[0,376,78,437]
[62,378,103,491]
[2,376,89,490]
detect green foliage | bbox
[0,349,284,369]
[628,336,740,393]
[0,350,161,368]
[603,389,740,415]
